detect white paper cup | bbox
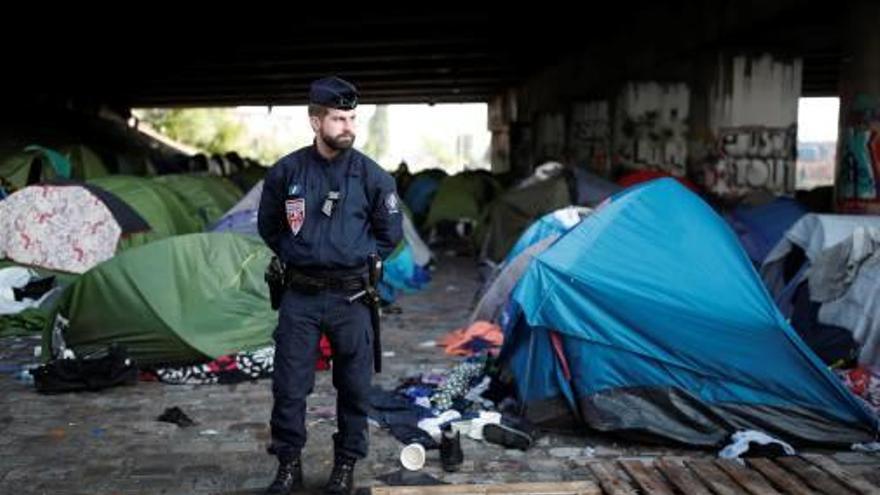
[400,442,426,471]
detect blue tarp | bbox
[379,243,431,302]
[501,179,877,447]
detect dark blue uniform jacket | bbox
[258,145,403,271]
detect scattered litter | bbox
[418,340,436,348]
[307,405,336,419]
[14,365,36,385]
[383,351,396,358]
[157,406,196,427]
[420,373,445,386]
[438,322,503,357]
[464,376,493,408]
[852,442,880,452]
[200,429,220,436]
[399,442,426,471]
[550,447,583,458]
[718,430,796,459]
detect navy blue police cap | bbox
[309,76,359,110]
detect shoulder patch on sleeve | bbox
[385,192,400,214]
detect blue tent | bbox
[725,197,807,266]
[402,173,443,222]
[211,209,258,237]
[502,179,877,447]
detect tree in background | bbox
[135,108,246,157]
[420,136,457,168]
[361,105,389,162]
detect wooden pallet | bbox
[372,455,879,495]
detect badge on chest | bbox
[285,198,305,235]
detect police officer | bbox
[258,76,403,495]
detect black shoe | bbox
[483,416,534,451]
[265,457,303,495]
[440,425,463,472]
[323,454,356,495]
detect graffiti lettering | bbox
[706,125,797,195]
[837,95,880,206]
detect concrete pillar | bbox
[835,0,880,213]
[508,122,535,178]
[488,93,512,174]
[612,82,690,178]
[569,101,611,176]
[697,53,802,197]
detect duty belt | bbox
[285,267,366,292]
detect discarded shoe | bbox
[483,415,534,451]
[157,406,195,427]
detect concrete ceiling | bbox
[3,2,841,108]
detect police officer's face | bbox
[313,109,357,151]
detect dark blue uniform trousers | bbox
[269,287,373,461]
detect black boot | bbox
[440,424,463,472]
[265,457,303,494]
[323,454,356,495]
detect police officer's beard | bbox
[321,131,356,151]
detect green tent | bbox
[44,233,275,366]
[480,171,574,262]
[0,145,71,192]
[423,171,502,230]
[87,176,203,250]
[154,175,243,229]
[59,144,110,181]
[229,163,269,192]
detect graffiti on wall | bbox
[838,95,880,208]
[569,102,610,174]
[613,83,689,176]
[704,125,797,195]
[534,113,566,163]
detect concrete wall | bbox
[613,82,689,177]
[699,54,802,197]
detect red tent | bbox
[617,170,700,193]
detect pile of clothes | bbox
[836,366,880,417]
[368,355,537,464]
